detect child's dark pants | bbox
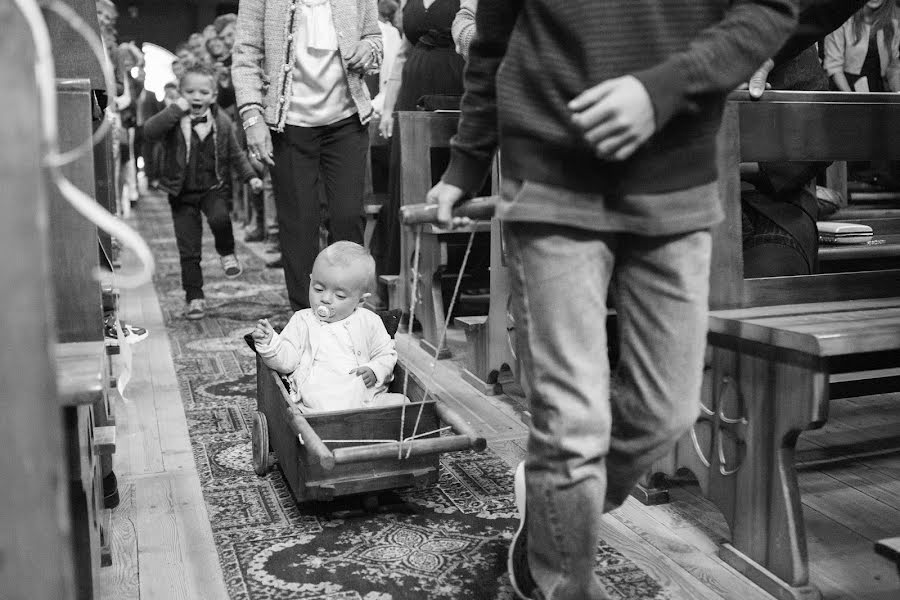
[170,190,235,301]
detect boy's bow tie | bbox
[191,115,208,125]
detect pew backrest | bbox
[712,91,900,310]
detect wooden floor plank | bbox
[134,471,227,600]
[97,482,139,600]
[597,511,725,600]
[613,499,774,600]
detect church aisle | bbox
[96,193,898,600]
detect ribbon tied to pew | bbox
[17,0,155,290]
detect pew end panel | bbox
[638,92,900,600]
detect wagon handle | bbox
[399,195,498,226]
[331,402,486,466]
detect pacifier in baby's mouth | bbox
[315,305,335,319]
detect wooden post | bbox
[0,3,75,598]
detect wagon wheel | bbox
[252,411,272,476]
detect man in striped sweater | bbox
[428,1,799,598]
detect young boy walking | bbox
[428,1,798,598]
[145,64,262,320]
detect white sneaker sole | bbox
[508,461,531,599]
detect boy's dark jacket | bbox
[144,103,256,199]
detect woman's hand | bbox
[346,42,375,73]
[379,111,394,139]
[245,117,275,167]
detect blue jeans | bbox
[503,182,712,600]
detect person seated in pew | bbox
[252,242,406,413]
[144,64,263,320]
[741,0,870,277]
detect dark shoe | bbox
[265,237,280,254]
[244,227,265,242]
[265,256,283,269]
[103,471,120,509]
[509,461,538,599]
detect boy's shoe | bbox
[221,254,242,278]
[186,299,206,320]
[509,461,538,600]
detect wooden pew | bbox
[51,79,117,598]
[0,11,80,598]
[640,91,900,600]
[396,111,492,358]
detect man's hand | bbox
[568,75,656,162]
[426,181,469,229]
[351,366,377,388]
[737,59,774,99]
[249,177,264,193]
[251,318,275,345]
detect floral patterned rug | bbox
[137,193,669,600]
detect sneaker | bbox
[122,323,149,344]
[509,461,538,599]
[221,254,242,278]
[186,298,205,320]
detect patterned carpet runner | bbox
[136,193,668,599]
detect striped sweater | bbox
[444,0,798,214]
[232,0,383,130]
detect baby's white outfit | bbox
[256,307,405,412]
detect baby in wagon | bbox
[252,242,406,412]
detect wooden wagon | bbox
[244,310,487,504]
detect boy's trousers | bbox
[170,190,235,301]
[503,180,712,600]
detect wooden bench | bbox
[396,111,493,358]
[51,79,119,598]
[639,91,900,600]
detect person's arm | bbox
[360,0,384,69]
[143,101,187,141]
[774,0,866,65]
[360,314,398,388]
[377,36,412,136]
[442,0,523,195]
[256,315,306,374]
[823,27,852,91]
[631,0,798,133]
[226,122,261,183]
[231,0,267,117]
[452,0,478,61]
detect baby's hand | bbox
[249,177,264,193]
[351,367,376,388]
[174,97,191,113]
[251,318,275,345]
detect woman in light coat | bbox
[232,0,383,311]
